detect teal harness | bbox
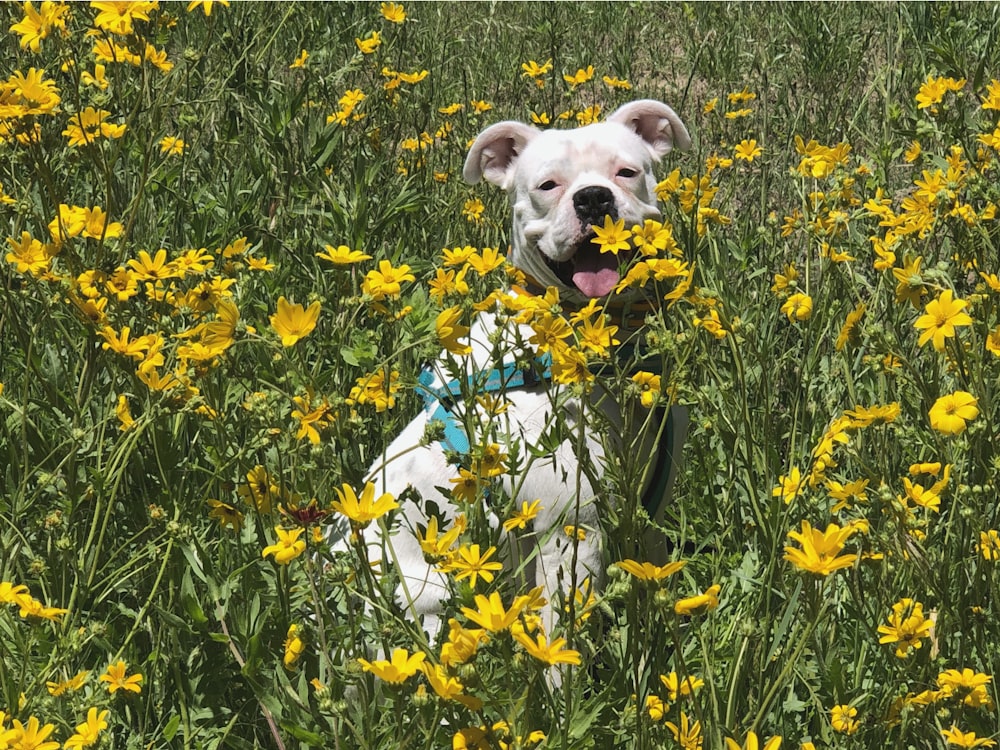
[414,351,685,521]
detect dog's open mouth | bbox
[546,234,632,298]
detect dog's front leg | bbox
[532,489,603,637]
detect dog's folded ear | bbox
[608,99,692,158]
[463,121,539,188]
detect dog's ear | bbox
[608,99,692,158]
[463,121,539,188]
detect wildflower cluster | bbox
[6,2,1000,748]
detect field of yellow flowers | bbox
[4,2,1000,748]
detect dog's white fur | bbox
[362,100,691,639]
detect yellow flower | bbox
[564,525,587,542]
[283,624,304,668]
[929,391,979,435]
[602,75,631,90]
[591,215,632,254]
[441,618,488,666]
[734,139,763,162]
[159,136,185,155]
[665,712,703,750]
[358,648,426,683]
[835,302,866,351]
[563,65,595,88]
[466,246,504,274]
[937,668,994,708]
[421,663,482,710]
[317,244,372,265]
[462,198,486,224]
[783,520,857,576]
[915,74,965,110]
[830,704,859,734]
[914,289,972,351]
[6,716,59,750]
[877,598,934,658]
[15,594,68,621]
[529,312,573,353]
[127,248,177,280]
[348,368,400,412]
[660,672,704,701]
[674,584,721,616]
[0,581,29,605]
[115,394,135,431]
[379,1,405,23]
[646,694,669,721]
[46,670,89,696]
[772,467,804,504]
[290,393,333,445]
[521,59,553,81]
[5,232,54,276]
[513,630,582,666]
[576,105,602,125]
[502,500,542,532]
[616,559,687,582]
[724,731,783,750]
[843,402,899,427]
[893,254,927,307]
[355,31,381,54]
[62,107,126,147]
[630,371,662,409]
[261,526,307,565]
[941,726,996,748]
[92,0,155,34]
[144,43,173,73]
[460,591,523,632]
[331,482,398,528]
[448,468,481,504]
[440,543,502,587]
[289,49,308,69]
[63,707,109,750]
[207,499,243,531]
[693,308,728,339]
[780,292,812,322]
[435,306,472,355]
[980,530,1000,561]
[771,264,798,295]
[186,0,229,15]
[418,515,465,558]
[826,478,869,513]
[99,660,143,694]
[10,1,70,52]
[270,296,321,346]
[362,260,415,300]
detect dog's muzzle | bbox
[543,186,631,299]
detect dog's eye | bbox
[538,180,558,191]
[617,168,638,178]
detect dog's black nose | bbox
[573,186,616,225]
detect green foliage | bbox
[4,2,1000,749]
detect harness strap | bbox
[416,356,684,519]
[416,355,552,455]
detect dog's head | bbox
[464,100,691,302]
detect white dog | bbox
[362,100,691,640]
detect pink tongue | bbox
[572,254,620,298]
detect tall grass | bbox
[3,2,1000,748]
